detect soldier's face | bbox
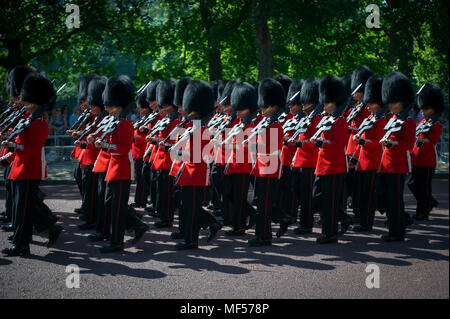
[353,92,364,102]
[22,101,38,113]
[149,101,157,110]
[289,104,301,115]
[367,103,381,113]
[223,105,233,114]
[237,109,251,119]
[323,102,337,114]
[302,103,315,113]
[421,107,435,120]
[140,108,150,116]
[388,102,404,114]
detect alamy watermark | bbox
[365,4,381,29]
[66,4,80,29]
[365,264,380,289]
[66,264,80,288]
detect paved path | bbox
[0,180,448,299]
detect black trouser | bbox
[11,180,40,247]
[4,166,13,222]
[155,170,175,223]
[74,163,82,196]
[105,180,133,245]
[254,177,279,241]
[81,166,98,224]
[293,167,315,229]
[279,166,298,222]
[181,186,218,244]
[354,170,378,227]
[222,173,233,225]
[211,164,225,210]
[149,167,157,207]
[142,161,151,206]
[225,173,251,231]
[344,167,355,210]
[408,166,435,216]
[95,172,109,236]
[33,187,57,233]
[313,174,346,237]
[133,158,148,207]
[378,173,406,238]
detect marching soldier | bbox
[247,78,286,246]
[346,66,373,219]
[408,83,444,220]
[311,75,349,244]
[350,76,388,231]
[172,80,222,250]
[1,72,62,256]
[221,82,258,236]
[278,79,304,228]
[378,72,416,242]
[151,78,180,228]
[291,78,322,235]
[94,75,149,253]
[142,80,162,215]
[131,90,151,208]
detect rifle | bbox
[222,111,259,144]
[75,110,108,142]
[0,104,17,125]
[415,113,442,147]
[308,114,338,147]
[68,108,91,131]
[287,104,323,144]
[0,106,26,135]
[241,109,284,146]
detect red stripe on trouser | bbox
[263,180,270,240]
[237,174,244,229]
[17,181,30,244]
[189,188,196,242]
[115,181,123,242]
[308,171,313,226]
[367,171,375,225]
[397,175,401,235]
[426,169,430,213]
[290,190,295,218]
[90,173,95,223]
[331,176,336,234]
[167,175,171,220]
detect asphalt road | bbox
[0,180,448,299]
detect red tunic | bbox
[315,117,349,176]
[143,114,163,163]
[9,117,49,180]
[152,117,181,170]
[411,120,443,167]
[176,126,212,186]
[281,113,297,167]
[347,105,370,156]
[292,115,322,168]
[250,122,284,178]
[355,115,388,171]
[378,117,416,174]
[132,128,147,159]
[169,121,192,178]
[224,121,256,175]
[213,116,240,166]
[105,119,134,181]
[92,150,110,173]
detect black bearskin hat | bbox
[217,80,227,102]
[182,80,214,118]
[417,82,444,114]
[87,76,107,109]
[219,80,239,106]
[102,75,135,108]
[156,78,177,108]
[136,90,149,109]
[20,72,55,108]
[258,78,286,109]
[231,82,257,113]
[287,79,304,105]
[363,76,384,106]
[274,74,292,96]
[146,79,161,103]
[9,65,38,98]
[77,73,98,104]
[340,75,352,100]
[300,78,320,105]
[210,80,218,102]
[351,66,373,94]
[382,72,414,109]
[319,74,347,110]
[174,77,193,107]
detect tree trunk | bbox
[207,47,222,81]
[252,0,273,80]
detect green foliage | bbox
[0,0,448,111]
